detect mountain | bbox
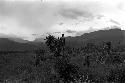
[0,28,124,51]
[33,38,45,43]
[82,28,124,43]
[0,38,38,51]
[0,33,29,43]
[65,28,125,48]
[9,38,29,43]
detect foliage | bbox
[1,34,125,83]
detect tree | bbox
[45,34,81,83]
[45,34,65,57]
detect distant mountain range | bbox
[0,38,38,51]
[0,28,124,51]
[65,28,125,48]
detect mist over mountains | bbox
[0,28,124,51]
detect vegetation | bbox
[0,34,125,83]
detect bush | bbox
[107,68,125,83]
[105,55,123,65]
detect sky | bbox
[0,0,125,41]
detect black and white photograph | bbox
[0,0,125,83]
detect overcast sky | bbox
[0,0,125,41]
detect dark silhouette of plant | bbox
[45,34,66,57]
[84,55,90,67]
[107,68,125,83]
[45,35,57,53]
[45,34,82,83]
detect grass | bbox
[0,43,125,83]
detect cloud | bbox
[0,1,59,31]
[59,22,64,25]
[58,1,104,20]
[59,9,93,20]
[66,30,77,33]
[0,0,125,40]
[110,19,120,25]
[0,1,61,40]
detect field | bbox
[0,42,125,83]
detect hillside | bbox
[65,28,125,48]
[0,38,37,51]
[0,28,124,50]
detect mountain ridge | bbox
[0,28,124,50]
[0,38,38,51]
